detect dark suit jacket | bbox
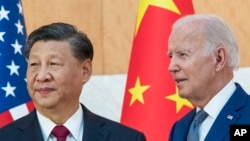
[169,83,250,141]
[0,104,146,141]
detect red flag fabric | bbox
[120,0,194,140]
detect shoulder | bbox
[235,83,249,95]
[169,109,195,141]
[1,111,33,130]
[232,83,250,106]
[234,83,250,108]
[0,110,37,137]
[98,114,145,135]
[82,104,146,141]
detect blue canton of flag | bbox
[0,0,34,127]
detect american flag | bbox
[0,0,34,127]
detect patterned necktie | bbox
[187,110,208,141]
[51,125,70,141]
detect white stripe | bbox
[9,103,29,120]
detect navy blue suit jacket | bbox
[0,104,146,141]
[169,83,250,141]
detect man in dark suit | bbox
[0,22,146,141]
[167,14,250,141]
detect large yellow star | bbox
[135,0,181,35]
[165,87,193,113]
[129,77,150,106]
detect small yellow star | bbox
[135,0,180,35]
[165,87,193,113]
[129,77,150,106]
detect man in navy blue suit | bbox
[0,22,146,141]
[167,14,250,141]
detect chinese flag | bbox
[120,0,194,140]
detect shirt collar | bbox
[37,104,83,141]
[64,105,84,140]
[202,79,236,119]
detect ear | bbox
[81,59,92,83]
[215,47,227,72]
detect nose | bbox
[36,66,52,82]
[168,57,180,73]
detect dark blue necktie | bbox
[187,110,208,141]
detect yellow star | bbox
[129,77,150,106]
[135,0,180,35]
[165,87,193,113]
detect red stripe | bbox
[0,111,13,128]
[0,101,34,128]
[26,101,35,112]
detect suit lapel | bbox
[16,105,110,141]
[81,105,110,141]
[205,84,247,141]
[18,105,110,141]
[18,110,44,141]
[172,109,196,140]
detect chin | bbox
[35,99,58,110]
[178,91,190,99]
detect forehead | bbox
[168,28,203,51]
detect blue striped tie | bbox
[187,110,208,141]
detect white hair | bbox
[172,14,239,70]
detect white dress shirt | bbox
[198,80,236,141]
[37,104,84,141]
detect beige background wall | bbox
[22,0,250,75]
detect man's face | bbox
[26,40,91,112]
[167,28,216,102]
